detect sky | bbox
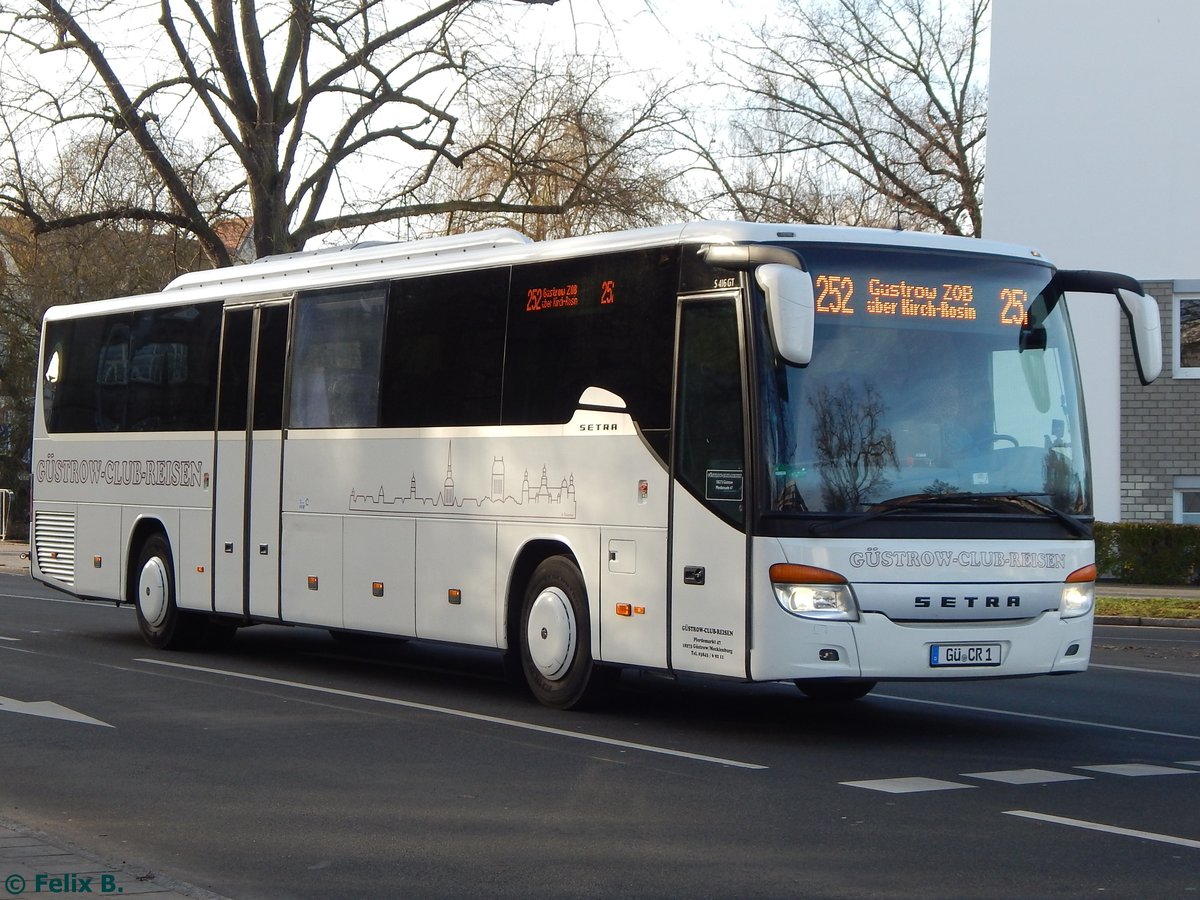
[519,0,738,87]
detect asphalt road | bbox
[1,572,1197,899]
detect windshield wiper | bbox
[811,491,1090,537]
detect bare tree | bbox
[428,53,686,240]
[0,203,210,532]
[692,0,987,235]
[0,0,674,265]
[811,381,897,511]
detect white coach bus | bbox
[30,222,1162,708]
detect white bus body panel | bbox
[599,526,668,669]
[749,537,1093,682]
[416,519,499,646]
[178,505,212,611]
[342,515,416,635]
[31,434,213,604]
[669,487,748,678]
[75,502,123,598]
[212,432,247,616]
[248,432,284,619]
[281,512,343,628]
[277,410,670,658]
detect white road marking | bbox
[875,693,1200,742]
[135,658,767,770]
[1076,763,1199,777]
[841,777,973,794]
[1091,663,1200,679]
[0,635,18,641]
[1005,810,1200,850]
[0,590,132,609]
[846,761,1196,794]
[0,695,111,727]
[963,768,1091,785]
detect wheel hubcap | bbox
[138,557,169,628]
[526,586,576,681]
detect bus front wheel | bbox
[519,557,599,710]
[134,534,198,650]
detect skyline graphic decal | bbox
[348,442,577,518]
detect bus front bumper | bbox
[750,610,1093,682]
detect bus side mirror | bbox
[756,263,815,365]
[1116,287,1163,384]
[1052,270,1163,386]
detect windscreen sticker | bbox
[706,469,743,501]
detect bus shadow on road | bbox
[135,621,1063,754]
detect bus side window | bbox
[95,320,131,431]
[289,285,386,429]
[125,305,222,431]
[379,267,508,427]
[675,300,745,526]
[502,249,677,442]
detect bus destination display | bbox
[525,282,580,312]
[814,272,1029,327]
[524,278,617,313]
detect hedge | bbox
[1094,521,1200,585]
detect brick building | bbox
[1119,282,1200,522]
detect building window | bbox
[1181,492,1200,525]
[1173,294,1200,377]
[1173,477,1200,524]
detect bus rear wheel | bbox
[134,534,201,650]
[795,680,876,702]
[519,556,599,710]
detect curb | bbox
[0,815,228,900]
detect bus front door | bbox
[669,297,750,679]
[212,302,290,620]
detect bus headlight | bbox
[769,564,860,621]
[1061,564,1096,619]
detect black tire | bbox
[796,680,876,702]
[519,556,599,710]
[133,534,201,650]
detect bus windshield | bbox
[759,245,1091,520]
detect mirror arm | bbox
[1052,269,1163,385]
[700,244,806,272]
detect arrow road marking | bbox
[0,695,112,727]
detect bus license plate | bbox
[929,643,1002,667]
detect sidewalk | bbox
[1095,580,1200,627]
[0,541,28,574]
[0,818,224,899]
[1096,581,1200,599]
